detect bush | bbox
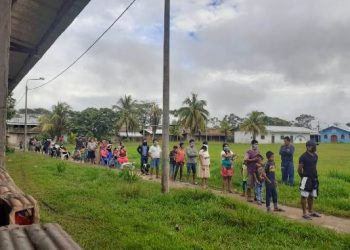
[118,169,139,182]
[56,162,66,174]
[5,146,15,154]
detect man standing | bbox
[137,138,149,174]
[186,139,198,184]
[298,140,321,220]
[87,138,97,164]
[244,140,260,202]
[279,136,295,185]
[149,139,161,179]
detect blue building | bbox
[320,126,350,143]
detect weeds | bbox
[329,170,350,183]
[56,162,66,174]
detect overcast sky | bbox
[13,0,350,126]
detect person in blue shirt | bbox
[137,138,150,174]
[279,136,295,185]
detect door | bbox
[331,135,338,143]
[271,135,275,144]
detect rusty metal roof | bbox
[0,223,82,250]
[9,0,90,92]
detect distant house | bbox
[234,126,315,144]
[6,114,40,145]
[319,126,350,143]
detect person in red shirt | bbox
[174,142,185,182]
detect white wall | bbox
[234,131,310,144]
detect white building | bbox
[234,126,314,144]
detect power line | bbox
[15,92,25,106]
[29,0,137,91]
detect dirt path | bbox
[141,175,350,234]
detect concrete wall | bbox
[234,131,310,144]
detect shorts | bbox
[151,158,160,169]
[247,172,255,189]
[221,167,233,177]
[87,151,95,159]
[301,189,318,198]
[187,163,196,175]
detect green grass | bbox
[6,153,350,250]
[87,141,350,217]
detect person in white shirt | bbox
[198,144,210,188]
[149,139,162,179]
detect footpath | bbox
[141,175,350,234]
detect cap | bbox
[306,140,316,146]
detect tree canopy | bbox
[240,111,267,139]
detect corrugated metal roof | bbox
[9,0,90,91]
[6,114,39,126]
[0,223,82,250]
[118,132,142,138]
[266,126,314,134]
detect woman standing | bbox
[221,143,236,193]
[198,144,210,188]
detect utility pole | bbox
[24,78,44,152]
[161,0,170,193]
[0,0,11,169]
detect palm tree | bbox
[113,95,139,139]
[170,120,182,141]
[220,116,233,142]
[240,111,267,140]
[177,93,209,139]
[149,103,162,140]
[39,102,71,139]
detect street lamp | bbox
[24,77,45,152]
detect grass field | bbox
[72,141,350,218]
[5,152,350,250]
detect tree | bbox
[226,113,243,130]
[208,117,220,129]
[18,107,50,116]
[149,103,162,140]
[263,116,291,126]
[6,93,16,120]
[170,120,182,141]
[240,111,267,140]
[347,123,350,127]
[39,102,71,139]
[295,114,315,129]
[177,93,209,139]
[69,108,119,140]
[220,116,234,141]
[113,95,139,139]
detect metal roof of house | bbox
[6,114,39,126]
[9,0,90,92]
[118,132,143,138]
[0,223,82,250]
[320,125,350,133]
[266,126,314,134]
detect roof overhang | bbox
[9,0,90,92]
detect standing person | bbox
[280,136,295,185]
[265,151,284,212]
[19,141,23,151]
[137,139,150,174]
[149,139,161,179]
[169,145,178,181]
[198,144,210,188]
[255,154,267,205]
[240,163,248,197]
[244,140,260,202]
[174,142,185,182]
[221,143,235,193]
[186,139,198,184]
[87,138,97,164]
[75,136,84,150]
[298,140,321,220]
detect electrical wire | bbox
[15,92,25,106]
[29,0,137,91]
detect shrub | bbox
[56,162,66,174]
[5,146,15,154]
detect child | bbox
[169,145,178,181]
[241,163,248,197]
[198,144,210,188]
[174,142,185,182]
[265,151,284,212]
[255,154,269,205]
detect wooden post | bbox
[161,0,170,193]
[0,0,11,169]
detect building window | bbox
[280,135,284,140]
[261,135,265,140]
[324,135,328,139]
[341,134,345,140]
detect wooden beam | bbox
[0,0,11,168]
